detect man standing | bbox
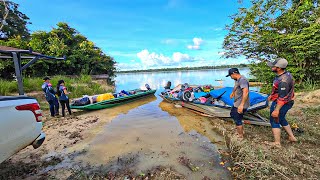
[42,77,59,117]
[226,68,250,139]
[266,58,297,147]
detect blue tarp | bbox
[209,87,267,106]
[194,92,208,99]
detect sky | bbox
[14,0,248,71]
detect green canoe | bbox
[70,89,156,110]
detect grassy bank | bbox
[211,89,320,179]
[0,75,114,109]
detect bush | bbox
[295,78,319,92]
[0,79,18,95]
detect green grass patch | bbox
[0,75,112,98]
[295,78,320,92]
[0,79,18,95]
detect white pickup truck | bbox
[0,96,46,163]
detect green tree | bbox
[223,0,320,85]
[0,1,30,39]
[0,22,116,81]
[0,35,29,78]
[28,22,116,78]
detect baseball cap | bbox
[267,58,288,68]
[226,68,240,77]
[43,76,50,81]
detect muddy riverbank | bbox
[1,90,319,179]
[0,95,232,180]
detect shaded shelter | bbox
[0,45,65,95]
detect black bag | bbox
[72,97,90,106]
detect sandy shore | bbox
[0,89,319,179]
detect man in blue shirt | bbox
[42,77,59,117]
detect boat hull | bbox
[160,92,270,126]
[71,89,156,110]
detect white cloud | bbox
[193,38,203,46]
[187,37,203,50]
[137,49,171,66]
[136,49,196,67]
[172,52,192,62]
[187,45,200,50]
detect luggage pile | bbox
[161,83,216,103]
[71,90,138,106]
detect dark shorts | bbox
[230,106,247,126]
[270,101,294,128]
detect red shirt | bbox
[270,71,295,106]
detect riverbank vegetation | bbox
[0,75,113,109]
[118,64,248,73]
[0,2,116,81]
[223,0,320,92]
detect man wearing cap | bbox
[226,68,250,139]
[266,58,297,147]
[42,77,59,117]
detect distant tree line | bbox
[117,64,248,73]
[223,0,320,85]
[0,1,116,80]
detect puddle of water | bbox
[73,93,231,179]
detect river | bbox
[75,68,252,179]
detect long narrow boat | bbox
[160,85,270,126]
[70,89,156,110]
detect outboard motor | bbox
[145,84,151,91]
[183,83,189,89]
[164,81,171,90]
[181,84,186,91]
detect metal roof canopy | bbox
[0,45,66,95]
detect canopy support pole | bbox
[12,52,24,95]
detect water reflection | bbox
[159,101,226,145]
[71,69,249,179]
[76,95,231,179]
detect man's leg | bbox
[268,102,282,147]
[271,128,281,145]
[236,125,244,138]
[230,106,244,139]
[279,102,297,142]
[54,98,59,115]
[48,100,55,117]
[283,125,297,142]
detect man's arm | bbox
[272,81,290,117]
[240,87,249,107]
[230,85,237,99]
[237,78,249,113]
[237,87,248,114]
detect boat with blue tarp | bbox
[160,83,270,126]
